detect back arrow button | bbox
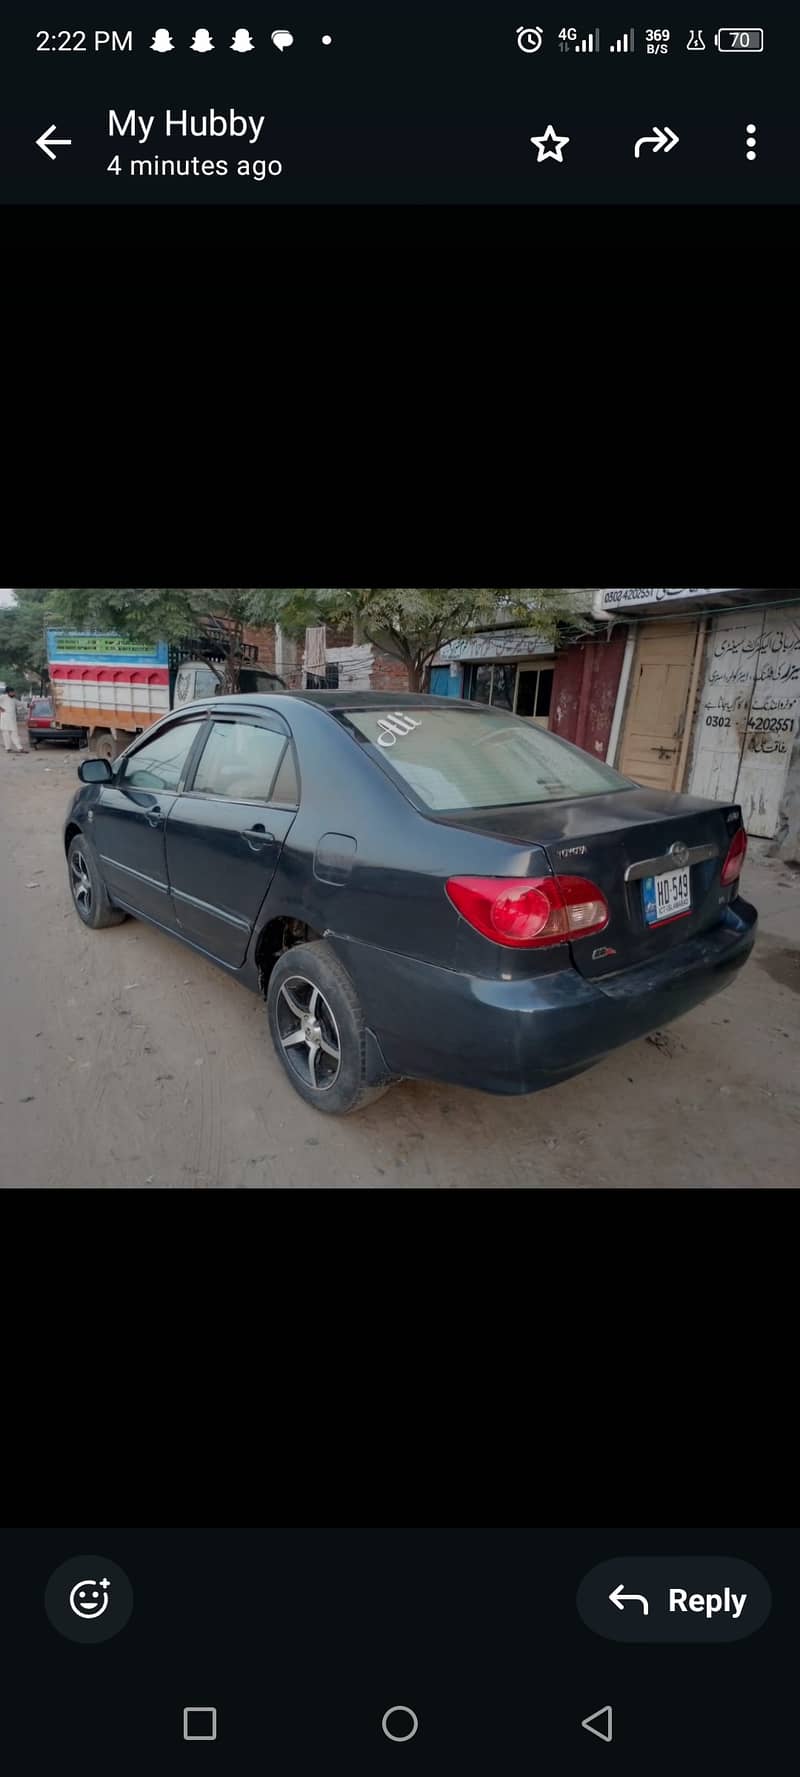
[582,1706,613,1743]
[36,124,73,161]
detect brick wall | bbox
[370,654,412,691]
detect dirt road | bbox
[1,745,798,1187]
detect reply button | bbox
[577,1557,771,1643]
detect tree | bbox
[0,590,57,690]
[46,589,270,691]
[248,589,590,690]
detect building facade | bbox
[595,588,800,838]
[431,621,628,759]
[431,628,558,723]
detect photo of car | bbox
[27,696,85,748]
[63,691,757,1115]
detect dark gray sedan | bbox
[63,692,756,1114]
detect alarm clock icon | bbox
[517,25,544,53]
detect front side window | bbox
[191,720,288,801]
[124,720,205,791]
[342,706,632,811]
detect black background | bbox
[3,1527,794,1771]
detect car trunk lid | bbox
[431,786,744,981]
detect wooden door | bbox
[618,623,698,791]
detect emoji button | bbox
[70,1577,111,1618]
[45,1555,133,1643]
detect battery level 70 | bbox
[715,27,765,50]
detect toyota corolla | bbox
[63,692,757,1114]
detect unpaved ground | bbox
[1,745,798,1188]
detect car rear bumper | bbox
[329,898,757,1094]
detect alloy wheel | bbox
[70,849,93,916]
[275,975,342,1091]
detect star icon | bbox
[530,123,570,163]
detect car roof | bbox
[203,691,466,713]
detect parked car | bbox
[63,693,757,1114]
[27,696,84,748]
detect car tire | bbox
[266,940,392,1115]
[67,834,127,930]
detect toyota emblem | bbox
[669,841,690,869]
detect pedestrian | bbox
[1,685,24,754]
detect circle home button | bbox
[382,1707,419,1742]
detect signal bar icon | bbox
[573,29,600,52]
[609,27,635,51]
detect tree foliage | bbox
[248,588,590,689]
[12,587,592,695]
[0,589,57,688]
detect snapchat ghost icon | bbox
[231,28,255,51]
[191,28,214,50]
[150,27,174,51]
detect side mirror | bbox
[79,757,114,783]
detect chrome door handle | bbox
[241,825,274,850]
[146,806,162,827]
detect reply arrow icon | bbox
[609,1582,649,1614]
[36,124,73,161]
[634,125,679,158]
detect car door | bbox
[163,713,300,966]
[90,717,207,924]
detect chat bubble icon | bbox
[271,28,294,49]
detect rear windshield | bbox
[343,706,633,810]
[32,699,52,714]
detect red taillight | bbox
[445,874,609,948]
[721,826,747,885]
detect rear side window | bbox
[191,720,288,802]
[342,706,633,810]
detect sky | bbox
[0,590,14,606]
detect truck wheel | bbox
[67,834,127,929]
[266,941,392,1115]
[90,730,126,763]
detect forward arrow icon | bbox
[634,125,680,158]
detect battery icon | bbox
[714,27,764,50]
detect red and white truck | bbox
[46,628,284,760]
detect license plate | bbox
[642,867,691,926]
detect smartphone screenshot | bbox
[1,5,796,229]
[1,586,798,1189]
[2,1527,790,1771]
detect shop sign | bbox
[434,629,554,663]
